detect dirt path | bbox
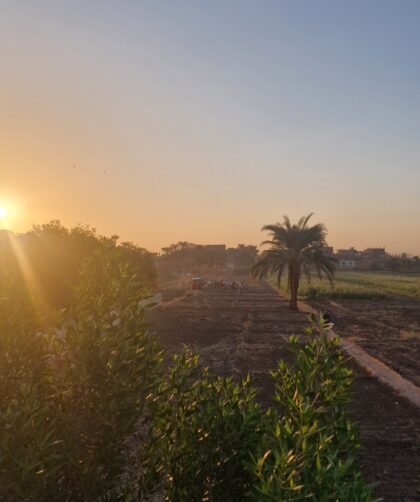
[146,283,420,501]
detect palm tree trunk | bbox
[289,264,300,310]
[288,263,294,310]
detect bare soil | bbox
[146,282,420,502]
[309,297,420,387]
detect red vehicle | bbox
[191,277,204,290]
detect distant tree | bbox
[159,242,226,274]
[161,241,191,255]
[251,214,336,310]
[117,242,157,287]
[225,244,258,275]
[233,245,258,266]
[386,253,419,272]
[0,221,156,310]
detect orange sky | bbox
[1,2,419,255]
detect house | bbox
[336,248,361,269]
[338,259,357,269]
[334,246,387,270]
[361,248,387,270]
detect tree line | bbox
[0,220,156,311]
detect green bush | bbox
[139,349,263,501]
[307,286,320,299]
[137,316,374,501]
[0,250,162,501]
[0,271,61,501]
[0,252,373,501]
[51,250,163,500]
[0,221,157,310]
[250,315,374,501]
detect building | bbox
[335,247,387,270]
[361,248,387,270]
[336,248,361,269]
[338,259,357,269]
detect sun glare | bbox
[0,207,7,219]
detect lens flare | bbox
[0,207,7,218]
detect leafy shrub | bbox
[307,286,320,299]
[0,250,162,501]
[51,250,163,500]
[140,350,263,501]
[0,221,157,310]
[0,271,60,501]
[138,316,373,501]
[250,315,374,500]
[0,251,373,501]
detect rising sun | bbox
[0,207,7,219]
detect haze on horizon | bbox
[1,1,419,254]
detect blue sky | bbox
[1,1,419,252]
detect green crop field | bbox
[274,271,420,300]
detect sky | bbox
[1,0,420,254]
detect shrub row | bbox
[0,250,162,501]
[136,316,374,501]
[0,254,374,500]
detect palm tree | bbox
[251,214,336,310]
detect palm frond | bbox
[252,214,336,291]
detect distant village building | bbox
[159,241,397,277]
[339,259,357,269]
[361,248,386,270]
[335,247,387,270]
[158,242,257,278]
[336,248,360,269]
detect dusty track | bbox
[146,282,420,501]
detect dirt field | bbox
[146,282,420,502]
[309,297,420,387]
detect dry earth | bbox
[309,297,420,388]
[146,282,420,502]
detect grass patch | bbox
[272,271,420,300]
[304,286,386,300]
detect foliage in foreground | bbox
[0,252,373,501]
[138,316,374,501]
[0,272,56,500]
[0,250,162,501]
[138,352,263,501]
[250,317,372,501]
[51,252,162,499]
